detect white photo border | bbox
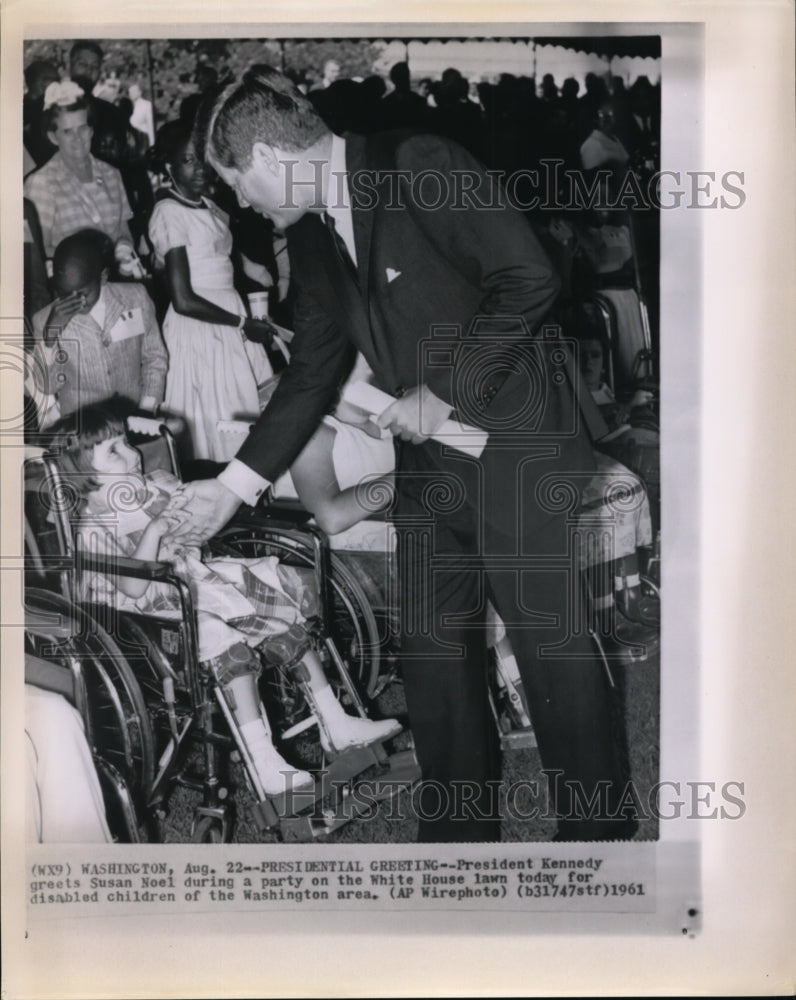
[1,2,793,997]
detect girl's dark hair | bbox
[47,404,126,504]
[44,95,93,136]
[148,116,196,177]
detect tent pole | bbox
[145,39,157,127]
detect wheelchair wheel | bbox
[208,528,382,698]
[104,613,192,741]
[637,574,661,627]
[25,588,156,803]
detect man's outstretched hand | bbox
[165,478,243,545]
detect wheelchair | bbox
[23,416,419,843]
[25,592,149,844]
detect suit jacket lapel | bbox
[292,213,373,362]
[103,284,125,333]
[345,133,375,304]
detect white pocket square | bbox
[386,267,402,283]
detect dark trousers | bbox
[395,443,632,843]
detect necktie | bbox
[324,213,359,286]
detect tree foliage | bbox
[23,37,385,124]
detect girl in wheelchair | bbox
[49,405,400,799]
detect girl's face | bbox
[49,108,93,171]
[579,338,605,391]
[170,138,207,200]
[91,435,142,477]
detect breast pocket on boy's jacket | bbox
[108,308,146,342]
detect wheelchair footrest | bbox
[251,742,421,842]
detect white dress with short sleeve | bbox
[148,193,272,462]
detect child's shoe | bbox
[238,718,313,797]
[320,714,403,755]
[312,686,401,754]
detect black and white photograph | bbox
[20,28,666,849]
[1,2,793,997]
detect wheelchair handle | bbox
[126,415,167,437]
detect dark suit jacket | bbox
[236,131,597,535]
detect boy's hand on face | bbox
[44,292,84,344]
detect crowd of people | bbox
[305,58,660,179]
[22,43,661,844]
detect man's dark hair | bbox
[207,66,328,169]
[389,61,410,91]
[24,59,58,92]
[69,40,104,64]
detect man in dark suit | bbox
[173,68,637,842]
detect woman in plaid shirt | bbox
[23,81,136,265]
[50,405,400,798]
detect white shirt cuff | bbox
[138,395,158,413]
[218,459,271,507]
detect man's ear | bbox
[251,142,279,175]
[100,268,110,285]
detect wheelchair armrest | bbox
[234,501,315,530]
[75,553,202,704]
[77,551,186,587]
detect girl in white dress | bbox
[148,119,275,462]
